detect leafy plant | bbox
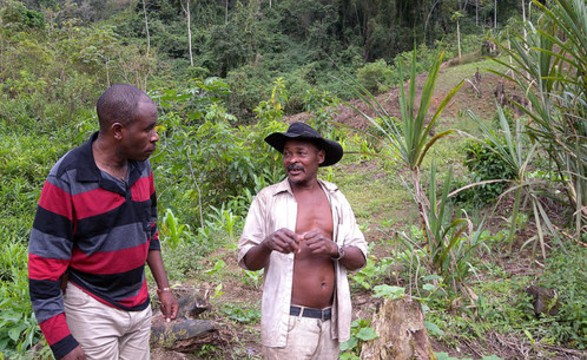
[350,251,393,291]
[242,269,263,290]
[0,240,42,358]
[492,0,587,238]
[356,59,394,94]
[372,285,406,300]
[160,208,194,251]
[351,48,483,293]
[339,319,378,360]
[221,303,261,324]
[457,138,516,205]
[467,107,560,257]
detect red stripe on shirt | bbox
[70,242,149,275]
[39,313,70,346]
[38,182,72,220]
[119,280,149,307]
[131,175,153,202]
[73,188,125,220]
[28,254,69,281]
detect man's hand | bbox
[158,291,179,322]
[61,345,86,360]
[262,228,304,254]
[302,229,338,257]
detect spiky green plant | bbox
[467,107,560,258]
[492,0,587,238]
[350,49,485,290]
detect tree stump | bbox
[361,297,436,360]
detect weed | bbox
[339,319,378,360]
[242,269,263,290]
[350,250,393,291]
[221,303,261,324]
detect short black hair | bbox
[96,84,153,130]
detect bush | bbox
[356,59,394,94]
[453,138,516,206]
[537,243,587,349]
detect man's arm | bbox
[336,245,366,271]
[335,192,369,271]
[147,250,178,322]
[28,177,82,359]
[146,165,178,321]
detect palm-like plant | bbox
[352,49,477,289]
[492,0,587,238]
[467,107,559,258]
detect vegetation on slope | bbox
[0,0,585,359]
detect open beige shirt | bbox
[237,178,368,348]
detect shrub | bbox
[356,59,394,94]
[454,139,516,206]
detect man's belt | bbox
[290,305,332,321]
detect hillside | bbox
[148,59,586,360]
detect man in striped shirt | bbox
[28,84,178,360]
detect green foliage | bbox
[459,138,515,204]
[0,239,42,357]
[492,0,587,236]
[356,59,394,94]
[372,285,405,300]
[0,1,583,357]
[427,166,478,286]
[241,269,263,290]
[340,319,378,360]
[536,243,587,349]
[466,107,562,256]
[1,0,45,30]
[160,208,194,251]
[221,303,261,324]
[350,249,393,291]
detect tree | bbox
[142,0,150,56]
[451,10,464,60]
[179,0,193,66]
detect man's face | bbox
[282,139,325,186]
[120,101,159,161]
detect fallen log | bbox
[150,286,220,352]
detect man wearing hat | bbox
[238,122,368,359]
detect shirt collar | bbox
[76,131,101,182]
[75,131,146,185]
[272,177,339,196]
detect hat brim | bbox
[265,132,343,167]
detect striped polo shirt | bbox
[28,132,160,359]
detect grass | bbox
[335,159,416,229]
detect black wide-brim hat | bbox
[264,122,343,167]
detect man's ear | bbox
[111,122,124,140]
[318,149,325,165]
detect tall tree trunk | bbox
[225,0,228,25]
[494,0,498,28]
[181,0,194,67]
[142,0,150,56]
[457,20,461,59]
[476,0,479,26]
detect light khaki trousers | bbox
[64,283,152,360]
[263,315,340,360]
